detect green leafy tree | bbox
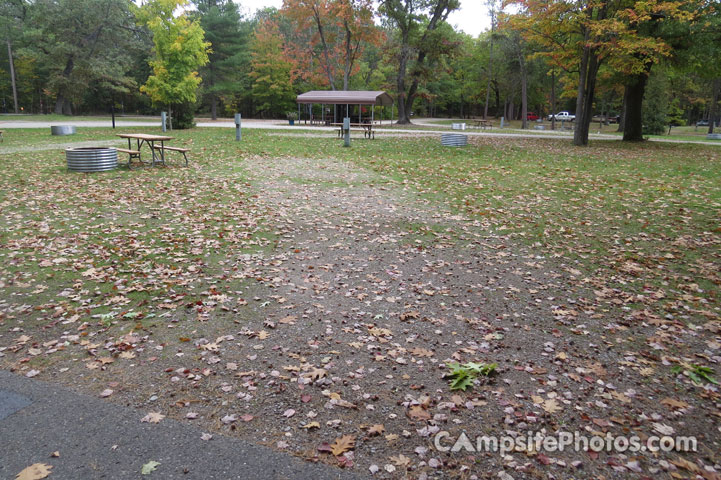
[193,0,250,119]
[643,70,670,135]
[379,0,460,124]
[249,18,295,117]
[0,0,26,113]
[23,0,139,115]
[138,0,210,128]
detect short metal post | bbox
[235,113,241,141]
[161,112,167,132]
[343,117,350,147]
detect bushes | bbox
[171,103,196,129]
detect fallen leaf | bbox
[542,399,562,414]
[16,463,52,480]
[141,412,165,424]
[407,405,431,421]
[330,435,356,456]
[390,454,411,467]
[661,398,689,410]
[141,461,160,475]
[367,424,385,436]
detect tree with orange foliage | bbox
[249,17,296,117]
[282,0,381,90]
[506,0,699,145]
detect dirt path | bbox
[216,155,719,478]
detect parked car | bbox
[526,111,540,121]
[547,111,576,121]
[697,119,709,126]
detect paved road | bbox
[1,117,719,146]
[0,370,362,480]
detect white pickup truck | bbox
[547,111,576,121]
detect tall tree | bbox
[507,0,697,145]
[282,0,380,90]
[483,0,498,119]
[249,18,295,117]
[685,0,721,134]
[25,0,139,115]
[193,0,249,119]
[607,1,698,141]
[0,0,25,113]
[379,0,460,124]
[138,0,210,128]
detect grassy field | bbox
[1,126,720,477]
[2,126,718,312]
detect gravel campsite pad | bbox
[0,130,720,479]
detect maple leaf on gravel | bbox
[407,405,431,421]
[330,435,356,456]
[141,412,165,424]
[367,424,385,436]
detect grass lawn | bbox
[2,125,719,333]
[1,126,719,477]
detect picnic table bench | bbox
[472,119,493,129]
[150,144,190,166]
[332,122,375,139]
[116,133,189,169]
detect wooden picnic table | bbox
[116,133,174,168]
[331,122,375,139]
[472,119,493,129]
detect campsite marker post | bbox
[343,117,351,147]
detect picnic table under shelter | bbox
[295,90,394,127]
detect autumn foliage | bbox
[280,0,383,90]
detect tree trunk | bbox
[519,48,527,129]
[622,73,647,141]
[208,62,217,120]
[54,56,75,115]
[54,95,72,115]
[484,32,494,119]
[617,94,626,132]
[342,20,356,91]
[396,49,411,124]
[573,27,601,147]
[550,70,556,131]
[211,94,217,120]
[493,81,500,117]
[7,39,18,114]
[312,6,336,90]
[575,52,599,145]
[573,31,590,145]
[708,78,719,135]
